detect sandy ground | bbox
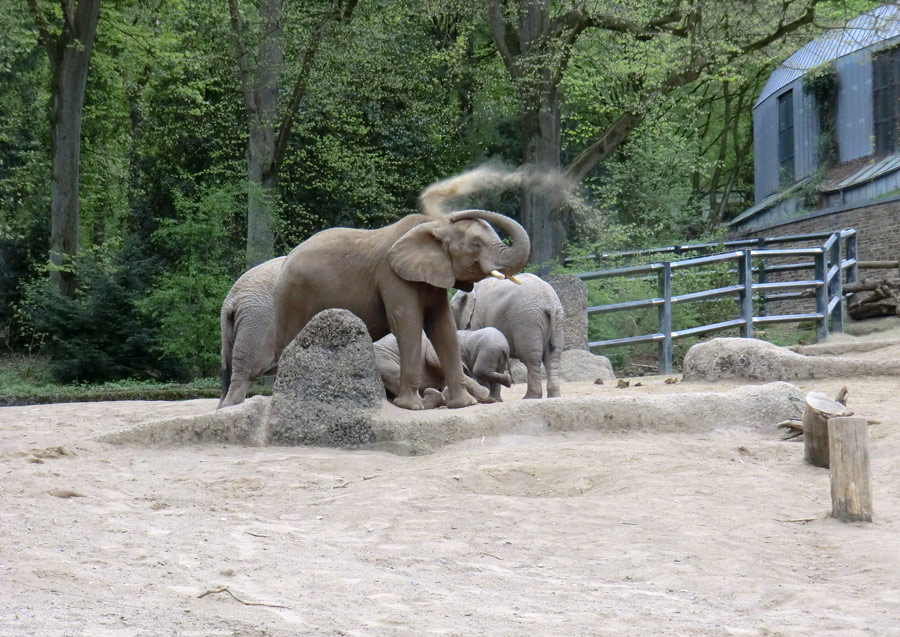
[3,344,900,635]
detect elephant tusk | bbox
[508,274,522,285]
[489,270,506,280]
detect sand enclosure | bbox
[3,334,900,635]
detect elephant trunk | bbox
[449,209,531,274]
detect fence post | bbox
[658,262,673,375]
[739,249,754,338]
[846,230,859,284]
[829,232,843,334]
[815,249,829,342]
[757,237,768,317]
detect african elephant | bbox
[456,327,512,401]
[218,256,286,409]
[373,331,497,409]
[451,273,563,399]
[272,208,529,410]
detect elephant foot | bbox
[422,388,445,409]
[547,389,561,398]
[522,391,543,400]
[446,391,477,409]
[393,392,425,410]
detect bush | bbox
[18,247,187,383]
[136,184,241,377]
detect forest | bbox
[0,0,879,386]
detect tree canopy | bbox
[0,0,879,380]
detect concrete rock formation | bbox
[267,309,385,447]
[510,349,616,384]
[544,275,588,350]
[683,337,900,382]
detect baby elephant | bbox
[457,327,512,402]
[451,273,563,399]
[374,329,509,408]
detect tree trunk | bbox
[245,123,277,269]
[521,85,564,264]
[36,0,101,297]
[243,0,282,269]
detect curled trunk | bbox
[450,209,531,275]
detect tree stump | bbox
[828,416,873,522]
[802,391,847,468]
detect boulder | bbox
[510,349,616,384]
[267,309,385,446]
[683,337,900,381]
[543,275,588,350]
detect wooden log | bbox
[803,391,847,468]
[856,260,900,270]
[828,416,873,522]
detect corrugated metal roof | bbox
[727,179,809,226]
[821,153,900,191]
[755,4,900,107]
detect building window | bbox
[778,90,795,186]
[873,46,900,155]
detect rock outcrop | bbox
[267,309,385,447]
[544,274,588,350]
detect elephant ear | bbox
[457,292,476,330]
[388,221,455,288]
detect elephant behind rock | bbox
[272,200,530,411]
[219,256,285,409]
[451,273,563,399]
[374,330,502,408]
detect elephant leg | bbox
[390,319,425,412]
[219,322,264,409]
[545,311,564,398]
[489,382,503,402]
[519,349,544,399]
[544,344,561,398]
[463,375,492,403]
[422,388,445,409]
[424,294,476,409]
[220,372,251,409]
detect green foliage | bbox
[582,121,707,243]
[0,354,234,405]
[18,247,186,383]
[136,184,241,377]
[2,0,875,389]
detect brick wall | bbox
[731,196,900,315]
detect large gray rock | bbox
[510,349,615,384]
[683,337,900,381]
[544,275,588,350]
[267,309,385,446]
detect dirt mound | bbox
[683,337,900,381]
[99,382,802,455]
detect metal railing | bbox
[575,229,858,374]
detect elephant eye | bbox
[469,238,481,250]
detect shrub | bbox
[18,246,186,383]
[136,184,241,377]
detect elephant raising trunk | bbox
[449,209,531,278]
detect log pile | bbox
[846,279,900,320]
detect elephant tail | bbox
[219,304,236,407]
[545,305,565,357]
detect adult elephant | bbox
[273,209,529,410]
[451,273,563,399]
[218,256,285,409]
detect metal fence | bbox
[573,229,859,374]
